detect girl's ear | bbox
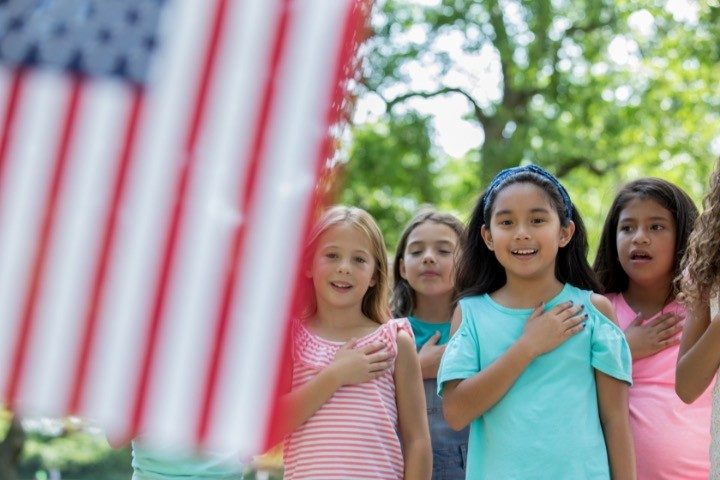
[480,225,494,251]
[398,258,407,279]
[559,220,576,248]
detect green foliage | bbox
[340,112,441,249]
[17,429,131,480]
[243,469,283,480]
[0,410,11,438]
[344,0,720,256]
[341,111,491,249]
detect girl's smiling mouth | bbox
[511,248,538,256]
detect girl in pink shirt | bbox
[594,178,711,480]
[280,206,431,480]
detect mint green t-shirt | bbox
[437,283,632,480]
[408,315,452,349]
[131,441,244,480]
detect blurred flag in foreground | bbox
[0,0,368,456]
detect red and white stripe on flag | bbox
[0,0,368,456]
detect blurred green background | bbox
[337,0,719,256]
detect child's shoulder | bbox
[394,326,415,355]
[456,293,490,311]
[589,292,617,324]
[563,285,619,325]
[383,317,414,342]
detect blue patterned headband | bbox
[483,164,573,220]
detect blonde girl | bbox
[282,206,431,480]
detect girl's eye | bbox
[439,250,452,255]
[531,217,546,224]
[325,252,338,259]
[619,225,632,232]
[354,256,367,263]
[409,250,422,256]
[651,224,665,231]
[499,219,512,226]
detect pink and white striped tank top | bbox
[283,318,413,480]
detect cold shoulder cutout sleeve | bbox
[437,301,481,397]
[587,300,632,385]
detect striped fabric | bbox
[283,319,412,479]
[0,0,370,457]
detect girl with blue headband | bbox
[438,164,636,479]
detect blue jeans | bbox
[425,378,469,479]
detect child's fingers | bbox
[549,301,575,318]
[558,304,584,322]
[656,322,683,340]
[528,302,545,319]
[563,318,586,336]
[649,315,683,339]
[627,312,644,328]
[424,331,442,346]
[341,337,359,350]
[419,332,442,351]
[647,312,682,328]
[358,341,386,354]
[366,350,393,364]
[656,336,681,350]
[563,314,586,334]
[561,309,586,325]
[368,361,391,373]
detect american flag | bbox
[0,0,368,456]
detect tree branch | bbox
[384,87,489,124]
[486,0,512,106]
[555,157,604,177]
[543,14,616,98]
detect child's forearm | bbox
[596,372,636,480]
[419,356,439,379]
[602,415,636,480]
[676,318,720,403]
[443,337,535,429]
[395,331,432,479]
[403,437,432,480]
[278,367,342,436]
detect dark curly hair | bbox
[681,159,720,304]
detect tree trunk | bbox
[0,415,25,480]
[480,117,519,185]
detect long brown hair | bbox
[594,178,698,299]
[391,208,464,317]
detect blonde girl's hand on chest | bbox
[519,300,587,358]
[328,339,394,385]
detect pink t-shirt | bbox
[607,293,712,480]
[283,318,412,480]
